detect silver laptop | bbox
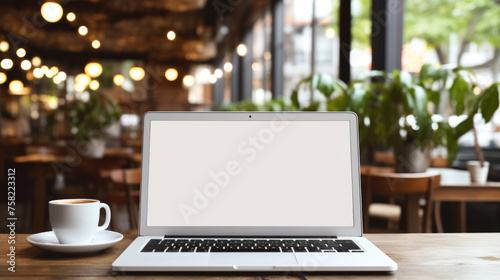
[112,111,397,272]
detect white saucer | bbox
[27,230,123,254]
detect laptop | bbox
[112,111,397,272]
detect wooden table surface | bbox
[2,233,500,279]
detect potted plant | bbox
[291,70,438,172]
[439,67,499,182]
[64,91,121,158]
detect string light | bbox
[32,56,41,67]
[208,74,217,84]
[0,72,6,84]
[21,60,32,70]
[56,71,67,81]
[41,2,63,23]
[16,48,26,58]
[113,74,125,86]
[66,12,76,22]
[92,40,101,49]
[214,69,223,78]
[78,26,88,36]
[50,66,59,74]
[167,31,176,41]
[1,59,13,70]
[89,80,100,90]
[33,68,43,78]
[183,75,195,87]
[236,43,247,56]
[76,73,91,86]
[9,80,24,94]
[223,62,233,72]
[129,67,145,81]
[0,41,9,52]
[84,62,103,78]
[165,68,178,81]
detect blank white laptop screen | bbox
[147,120,353,227]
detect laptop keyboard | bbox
[141,238,364,253]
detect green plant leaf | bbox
[449,75,468,115]
[480,83,499,123]
[454,116,474,139]
[303,101,321,111]
[291,89,300,109]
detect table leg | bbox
[451,202,467,232]
[434,201,444,233]
[32,164,46,232]
[406,195,421,232]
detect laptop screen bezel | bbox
[139,111,363,237]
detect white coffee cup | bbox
[49,199,111,244]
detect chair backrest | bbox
[108,168,141,230]
[365,172,441,195]
[109,168,141,185]
[26,145,67,155]
[362,171,441,233]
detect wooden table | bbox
[1,233,499,279]
[431,168,500,232]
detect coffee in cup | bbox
[49,199,111,244]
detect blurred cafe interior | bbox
[1,0,500,234]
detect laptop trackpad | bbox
[207,253,297,268]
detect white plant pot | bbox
[467,161,489,183]
[85,138,106,158]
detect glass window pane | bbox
[283,0,313,97]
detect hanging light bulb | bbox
[89,80,99,90]
[78,26,88,36]
[74,83,86,93]
[129,67,145,81]
[50,66,59,74]
[56,71,67,81]
[183,75,195,87]
[214,69,223,78]
[1,59,13,70]
[41,2,64,23]
[236,43,247,56]
[21,60,32,70]
[46,69,56,78]
[33,68,44,79]
[84,62,103,78]
[0,72,6,84]
[16,48,26,58]
[166,31,176,41]
[66,12,76,22]
[0,41,9,52]
[32,56,41,67]
[208,74,217,84]
[75,73,91,86]
[224,62,233,72]
[165,68,178,81]
[92,40,101,49]
[113,74,125,86]
[9,80,24,94]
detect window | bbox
[404,0,500,84]
[252,9,273,105]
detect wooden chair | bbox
[104,168,141,230]
[362,172,441,233]
[25,145,68,155]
